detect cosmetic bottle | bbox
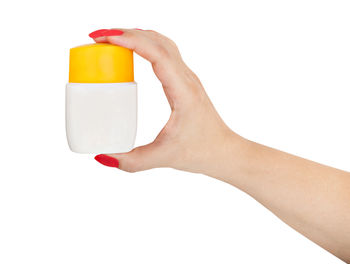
[66,43,137,153]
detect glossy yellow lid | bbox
[69,43,134,83]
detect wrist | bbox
[203,131,254,184]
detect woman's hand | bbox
[90,28,350,262]
[90,28,245,174]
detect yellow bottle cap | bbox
[69,43,134,83]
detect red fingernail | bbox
[89,29,109,38]
[89,29,124,38]
[95,154,119,168]
[103,29,124,36]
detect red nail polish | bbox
[95,154,119,168]
[89,29,109,38]
[103,29,124,36]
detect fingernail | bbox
[89,29,124,38]
[89,29,109,38]
[103,29,124,36]
[95,154,119,168]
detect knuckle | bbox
[154,41,179,62]
[162,37,179,52]
[150,33,179,57]
[155,43,171,59]
[166,38,178,50]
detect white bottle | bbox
[66,43,137,154]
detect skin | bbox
[92,29,350,262]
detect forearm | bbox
[206,133,350,262]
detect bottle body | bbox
[66,82,137,154]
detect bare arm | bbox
[211,138,350,262]
[91,28,350,262]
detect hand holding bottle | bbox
[91,28,240,175]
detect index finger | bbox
[91,29,183,78]
[89,28,197,106]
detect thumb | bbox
[95,142,165,172]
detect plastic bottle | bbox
[66,43,137,154]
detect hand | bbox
[91,28,244,174]
[90,29,350,261]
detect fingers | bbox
[89,28,200,106]
[90,28,180,66]
[89,28,210,173]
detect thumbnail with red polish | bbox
[95,154,119,168]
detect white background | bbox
[0,0,349,263]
